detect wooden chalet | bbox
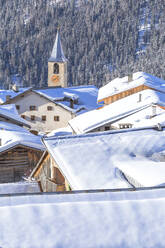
[29,151,70,192]
[97,72,165,105]
[101,85,149,104]
[0,144,43,183]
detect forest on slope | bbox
[0,0,165,88]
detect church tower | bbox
[48,30,67,87]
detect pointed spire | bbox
[48,29,67,62]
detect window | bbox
[16,105,20,110]
[31,115,35,121]
[21,115,26,119]
[42,115,46,121]
[119,123,133,129]
[54,116,60,121]
[47,106,53,111]
[104,126,110,131]
[54,63,59,74]
[29,105,36,111]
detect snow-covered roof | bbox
[0,129,45,153]
[118,160,165,187]
[115,105,165,128]
[98,71,165,101]
[43,127,165,190]
[46,125,73,137]
[48,30,67,62]
[69,89,165,134]
[34,85,100,114]
[0,104,30,128]
[0,181,40,195]
[1,188,165,247]
[0,86,100,114]
[0,87,30,103]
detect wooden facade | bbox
[31,152,70,192]
[99,85,150,105]
[0,145,43,183]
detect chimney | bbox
[138,93,142,102]
[12,84,19,92]
[128,74,133,82]
[6,95,11,101]
[70,99,74,109]
[151,105,156,118]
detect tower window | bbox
[54,63,59,74]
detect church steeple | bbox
[48,30,68,87]
[48,30,67,63]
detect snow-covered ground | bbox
[0,181,40,194]
[1,188,165,247]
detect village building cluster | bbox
[1,30,165,247]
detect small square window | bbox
[105,126,110,131]
[16,105,20,110]
[47,106,53,111]
[21,115,26,119]
[29,106,36,111]
[54,116,60,121]
[42,115,46,121]
[31,115,35,121]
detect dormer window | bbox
[54,63,59,74]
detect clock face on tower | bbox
[51,75,59,83]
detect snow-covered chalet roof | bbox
[0,87,31,103]
[0,128,45,153]
[46,125,73,137]
[43,127,165,190]
[115,104,165,128]
[0,85,100,114]
[98,71,165,101]
[34,85,100,114]
[0,104,30,128]
[1,188,165,247]
[69,89,165,134]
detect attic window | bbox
[104,126,110,131]
[47,106,53,111]
[54,116,60,121]
[54,63,59,74]
[21,115,26,119]
[29,105,36,111]
[16,105,20,110]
